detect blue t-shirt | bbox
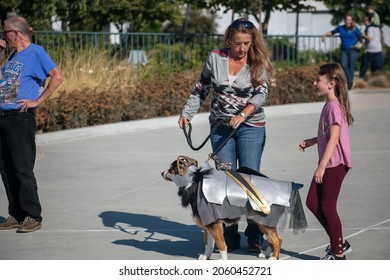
[0,44,56,110]
[332,25,362,50]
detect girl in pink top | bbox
[299,63,354,260]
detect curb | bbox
[36,102,324,145]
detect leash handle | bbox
[182,119,238,155]
[182,122,211,151]
[182,120,231,151]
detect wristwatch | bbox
[239,112,247,119]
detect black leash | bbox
[181,121,216,151]
[181,119,238,154]
[209,126,238,158]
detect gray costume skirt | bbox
[197,183,307,234]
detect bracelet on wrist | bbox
[239,112,246,119]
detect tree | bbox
[0,0,187,32]
[191,0,316,34]
[319,0,390,26]
[164,4,218,34]
[0,0,19,27]
[59,0,186,32]
[0,0,57,30]
[55,0,93,31]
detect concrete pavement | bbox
[0,89,389,260]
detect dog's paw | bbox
[198,254,209,260]
[257,251,267,258]
[268,256,277,260]
[219,250,228,260]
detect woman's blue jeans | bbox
[210,123,266,247]
[340,48,359,86]
[210,123,266,171]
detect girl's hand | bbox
[299,141,307,152]
[314,166,325,184]
[299,138,317,152]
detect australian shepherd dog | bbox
[162,156,307,260]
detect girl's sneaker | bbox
[325,240,352,255]
[320,254,346,260]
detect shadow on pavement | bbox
[280,248,318,260]
[99,211,204,258]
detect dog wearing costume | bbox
[162,156,307,260]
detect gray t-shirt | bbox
[365,25,382,53]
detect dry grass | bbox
[55,48,138,95]
[355,72,390,89]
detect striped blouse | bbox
[181,48,269,127]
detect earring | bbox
[225,42,231,49]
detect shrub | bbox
[32,45,389,133]
[36,65,323,132]
[267,65,321,105]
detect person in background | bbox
[178,18,274,253]
[359,16,383,79]
[0,16,64,233]
[322,14,362,90]
[367,5,380,26]
[299,63,353,260]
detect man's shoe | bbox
[17,217,42,233]
[325,240,352,255]
[0,216,20,230]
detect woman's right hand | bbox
[178,115,189,128]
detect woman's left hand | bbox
[229,114,245,129]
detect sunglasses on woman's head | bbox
[231,19,254,30]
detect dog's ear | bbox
[176,156,198,176]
